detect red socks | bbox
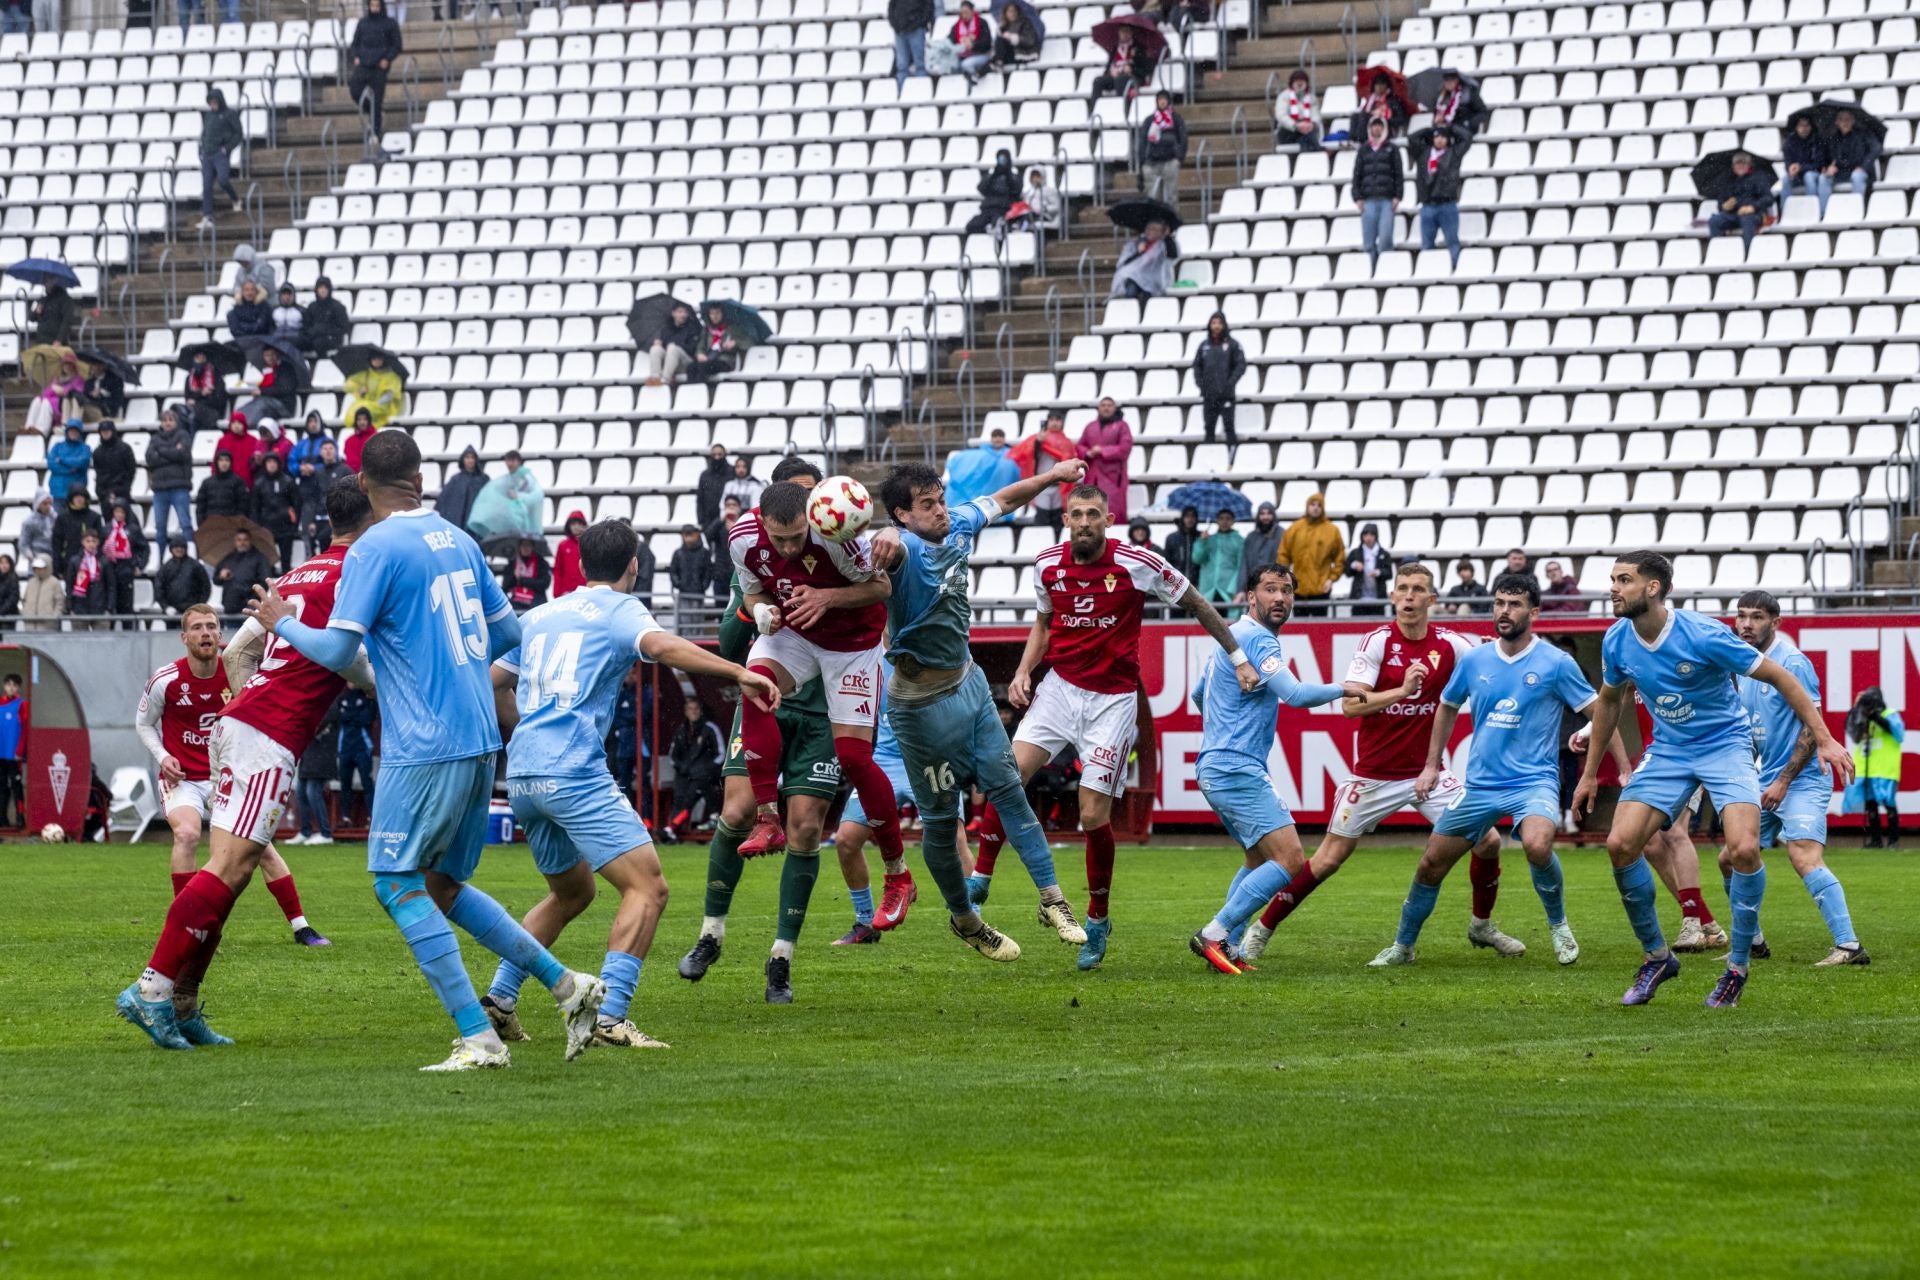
[1258,860,1321,929]
[835,734,903,860]
[148,870,237,982]
[737,664,786,806]
[1677,887,1716,925]
[974,803,1004,875]
[1469,854,1501,918]
[171,872,193,897]
[265,872,305,925]
[1084,824,1115,920]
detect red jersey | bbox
[728,511,885,652]
[1342,623,1478,780]
[137,657,231,780]
[221,546,351,755]
[1033,538,1189,695]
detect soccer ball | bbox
[40,822,65,844]
[807,476,873,544]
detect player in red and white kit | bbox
[134,603,322,946]
[983,483,1250,969]
[729,480,896,859]
[1240,562,1518,963]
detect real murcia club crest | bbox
[1104,573,1118,593]
[48,750,71,811]
[801,554,818,574]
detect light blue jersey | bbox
[1601,607,1762,752]
[886,497,999,672]
[1196,615,1346,766]
[497,587,664,780]
[1738,633,1819,787]
[330,508,515,765]
[1442,636,1597,791]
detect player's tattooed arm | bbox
[1414,700,1463,800]
[1178,586,1259,692]
[1340,660,1428,717]
[1748,656,1853,789]
[1573,681,1630,818]
[1763,725,1819,809]
[1008,612,1051,708]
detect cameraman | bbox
[1847,686,1904,848]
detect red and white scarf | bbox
[104,521,132,562]
[954,11,978,46]
[706,323,728,354]
[1148,107,1174,142]
[71,552,98,597]
[511,555,541,605]
[1427,147,1444,175]
[1434,89,1458,124]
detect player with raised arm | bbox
[248,432,606,1071]
[867,457,1094,961]
[1186,565,1348,974]
[1729,590,1868,967]
[1241,563,1510,965]
[116,480,373,1049]
[1573,552,1853,1008]
[976,483,1249,970]
[481,520,781,1048]
[1368,574,1593,968]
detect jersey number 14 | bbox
[519,630,584,711]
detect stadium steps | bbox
[1869,513,1920,586]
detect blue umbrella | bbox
[6,258,80,290]
[1006,0,1045,44]
[1165,480,1251,520]
[697,298,773,347]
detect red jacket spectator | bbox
[214,418,261,488]
[553,510,588,597]
[342,415,379,472]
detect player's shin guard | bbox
[982,781,1056,890]
[1727,865,1766,970]
[446,884,567,992]
[835,736,903,860]
[704,820,749,919]
[1612,857,1668,956]
[171,872,194,897]
[1529,854,1567,926]
[374,872,490,1038]
[173,922,223,1015]
[1394,879,1441,947]
[1801,866,1857,947]
[919,812,974,915]
[738,666,786,806]
[974,803,1004,876]
[1257,861,1321,929]
[776,848,821,943]
[600,951,642,1023]
[1213,860,1293,937]
[1468,854,1500,919]
[264,871,307,928]
[1084,824,1116,920]
[146,870,237,986]
[1677,887,1717,926]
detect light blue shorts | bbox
[841,748,911,831]
[509,771,653,876]
[886,667,1022,821]
[1620,741,1761,821]
[1197,753,1293,851]
[366,754,495,883]
[1434,781,1562,844]
[1760,774,1833,848]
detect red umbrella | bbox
[1354,64,1414,117]
[1092,14,1168,64]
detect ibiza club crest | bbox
[48,750,71,811]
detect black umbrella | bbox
[1782,99,1886,144]
[1107,196,1182,233]
[333,343,411,387]
[482,532,550,558]
[697,298,773,347]
[176,340,247,378]
[1407,66,1478,111]
[627,293,696,347]
[1690,149,1777,201]
[1001,0,1045,43]
[250,336,310,391]
[73,347,136,384]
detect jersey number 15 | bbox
[429,570,489,665]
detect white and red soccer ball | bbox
[806,476,873,544]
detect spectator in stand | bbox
[230,244,277,299]
[46,420,91,501]
[336,688,377,826]
[1190,507,1243,610]
[341,409,380,471]
[435,445,486,533]
[1542,559,1584,612]
[298,277,351,357]
[1501,547,1539,594]
[630,535,657,611]
[211,416,259,485]
[1707,152,1774,251]
[0,555,16,626]
[343,350,404,428]
[1126,516,1158,554]
[951,1,994,82]
[197,450,251,524]
[252,452,299,568]
[1009,410,1077,533]
[644,300,703,387]
[1412,125,1467,266]
[182,348,229,432]
[706,496,742,600]
[503,537,552,611]
[1162,504,1202,579]
[316,439,348,484]
[254,420,294,481]
[232,346,297,428]
[990,2,1039,69]
[1446,561,1490,616]
[1237,501,1281,602]
[295,456,332,555]
[66,531,108,626]
[945,431,1021,515]
[1276,491,1345,615]
[1780,117,1832,219]
[663,695,727,842]
[1351,71,1407,138]
[90,420,135,509]
[100,501,147,626]
[1110,219,1178,300]
[29,283,78,346]
[146,407,195,555]
[1078,398,1134,521]
[722,455,764,510]
[1192,310,1246,447]
[0,0,29,37]
[1826,108,1881,199]
[1344,522,1392,615]
[81,360,128,421]
[695,443,730,528]
[215,528,271,617]
[194,90,243,232]
[1090,25,1153,105]
[25,356,86,436]
[23,554,64,631]
[1429,68,1488,141]
[669,524,710,626]
[1275,68,1319,151]
[270,283,304,339]
[21,490,55,565]
[685,303,744,384]
[552,511,588,598]
[890,0,933,86]
[966,150,1022,234]
[51,488,103,582]
[295,697,339,846]
[1849,685,1903,847]
[287,411,332,470]
[347,0,403,136]
[1137,91,1188,203]
[157,537,212,614]
[1018,167,1063,235]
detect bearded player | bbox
[975,483,1247,970]
[1241,563,1517,964]
[117,480,373,1048]
[134,605,325,946]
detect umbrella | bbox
[481,532,551,559]
[698,298,773,347]
[333,343,411,387]
[1092,14,1167,63]
[21,343,79,387]
[1354,64,1415,117]
[1690,149,1777,201]
[626,292,696,348]
[1129,0,1211,20]
[73,347,136,384]
[195,514,281,571]
[1165,480,1251,521]
[5,258,80,290]
[1782,99,1886,144]
[250,336,310,390]
[1407,66,1478,111]
[176,341,247,378]
[999,0,1045,44]
[1108,196,1182,233]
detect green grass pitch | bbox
[3,841,1916,1278]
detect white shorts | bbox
[209,718,296,846]
[1013,672,1138,798]
[164,778,214,820]
[749,628,882,727]
[1327,772,1466,839]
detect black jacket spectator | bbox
[51,496,103,578]
[157,542,212,612]
[658,312,702,360]
[1446,572,1490,616]
[668,715,726,789]
[216,544,272,615]
[888,0,934,36]
[1345,526,1395,601]
[227,290,273,342]
[436,446,487,532]
[83,369,128,419]
[66,550,108,615]
[252,458,300,541]
[1412,132,1467,204]
[630,540,657,609]
[1828,124,1881,178]
[503,549,552,610]
[197,455,251,524]
[146,416,195,492]
[1191,320,1246,399]
[695,450,731,529]
[1430,78,1489,139]
[299,277,351,355]
[669,537,710,597]
[184,365,229,432]
[1162,506,1203,581]
[1240,503,1281,584]
[1723,168,1775,216]
[705,515,736,598]
[1349,141,1404,202]
[91,424,137,508]
[950,8,993,60]
[1781,130,1828,177]
[1137,108,1188,165]
[348,0,403,67]
[199,90,244,158]
[966,151,1022,234]
[29,287,78,346]
[0,561,17,620]
[991,2,1039,66]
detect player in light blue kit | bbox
[1187,565,1349,975]
[1370,574,1596,969]
[868,457,1096,962]
[482,520,782,1050]
[250,432,607,1071]
[1729,590,1868,967]
[1574,552,1852,1009]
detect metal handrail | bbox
[244,181,266,246]
[1053,142,1071,249]
[198,221,218,294]
[955,357,977,439]
[994,321,1013,407]
[1806,537,1829,594]
[1340,5,1359,82]
[162,169,179,246]
[1075,248,1096,332]
[402,54,422,132]
[1195,137,1214,221]
[297,30,316,114]
[320,120,341,190]
[1089,120,1107,206]
[920,290,941,386]
[157,247,179,320]
[283,152,303,224]
[1842,493,1865,593]
[1043,284,1063,368]
[821,407,840,474]
[858,363,880,454]
[1301,36,1318,94]
[957,252,976,349]
[1229,104,1250,187]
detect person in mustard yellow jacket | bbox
[342,353,405,428]
[1275,491,1344,615]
